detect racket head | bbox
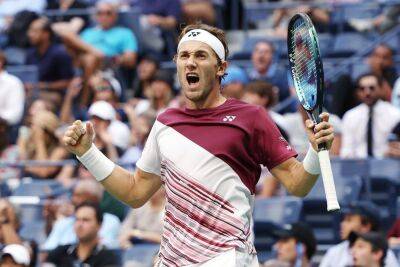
[287,13,324,116]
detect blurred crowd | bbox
[0,0,399,266]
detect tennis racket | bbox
[287,13,340,211]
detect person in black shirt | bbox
[44,202,120,267]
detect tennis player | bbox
[63,24,334,266]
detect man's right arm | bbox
[63,120,162,208]
[100,166,162,208]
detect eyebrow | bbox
[178,49,211,55]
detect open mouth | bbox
[186,73,200,86]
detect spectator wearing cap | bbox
[320,201,399,267]
[17,110,69,179]
[26,17,74,108]
[0,50,25,126]
[44,202,120,267]
[246,40,291,108]
[132,54,160,99]
[264,222,316,267]
[350,231,388,267]
[0,244,30,267]
[221,65,248,100]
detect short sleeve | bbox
[120,29,138,53]
[136,121,161,176]
[55,47,74,80]
[251,107,297,170]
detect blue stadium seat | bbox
[19,220,46,245]
[7,65,38,84]
[123,243,160,267]
[3,47,27,65]
[12,178,67,198]
[330,33,372,57]
[253,197,303,251]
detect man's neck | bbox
[38,41,51,55]
[185,84,226,110]
[77,238,98,261]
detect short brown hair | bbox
[177,23,229,61]
[245,81,278,108]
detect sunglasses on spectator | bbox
[358,85,377,91]
[96,10,113,16]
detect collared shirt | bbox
[26,44,74,83]
[340,100,400,158]
[42,213,121,250]
[320,240,400,267]
[46,243,120,267]
[80,26,138,57]
[0,71,25,125]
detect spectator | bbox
[132,53,160,99]
[46,0,90,33]
[350,231,388,267]
[320,201,399,267]
[119,187,165,248]
[221,65,249,100]
[0,118,19,180]
[246,40,291,107]
[26,17,74,107]
[264,222,316,267]
[340,73,400,158]
[136,0,181,53]
[0,244,31,267]
[386,216,400,248]
[181,0,216,25]
[385,122,400,158]
[44,202,120,267]
[17,110,69,179]
[42,180,121,250]
[0,50,25,126]
[55,1,138,105]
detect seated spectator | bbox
[43,180,121,250]
[340,73,400,159]
[181,0,216,25]
[46,0,90,33]
[55,1,138,105]
[132,53,160,99]
[246,40,291,107]
[320,201,399,267]
[264,222,316,267]
[350,231,388,267]
[386,216,400,248]
[17,110,69,179]
[385,122,400,158]
[0,50,25,126]
[119,187,165,248]
[44,202,120,267]
[26,17,74,108]
[0,244,31,267]
[0,118,19,180]
[221,65,249,100]
[136,0,182,53]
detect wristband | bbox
[303,145,320,175]
[77,144,115,181]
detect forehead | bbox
[97,3,115,12]
[76,206,95,218]
[255,42,272,51]
[354,238,372,248]
[359,76,378,85]
[178,40,216,55]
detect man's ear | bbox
[372,249,383,263]
[217,60,228,78]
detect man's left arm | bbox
[270,112,334,197]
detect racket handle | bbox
[317,150,340,211]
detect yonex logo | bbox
[188,31,201,38]
[223,115,236,122]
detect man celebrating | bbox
[63,24,334,266]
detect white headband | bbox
[177,29,225,60]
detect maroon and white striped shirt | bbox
[136,99,297,266]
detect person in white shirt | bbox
[0,51,25,125]
[320,201,399,267]
[341,73,400,158]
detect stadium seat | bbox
[329,33,372,57]
[253,197,303,251]
[7,65,38,83]
[19,220,47,245]
[123,243,160,267]
[12,178,67,198]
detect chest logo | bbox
[223,115,236,122]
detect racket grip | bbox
[317,150,340,211]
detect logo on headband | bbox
[188,31,201,38]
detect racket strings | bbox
[290,20,318,110]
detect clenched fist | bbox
[63,120,95,157]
